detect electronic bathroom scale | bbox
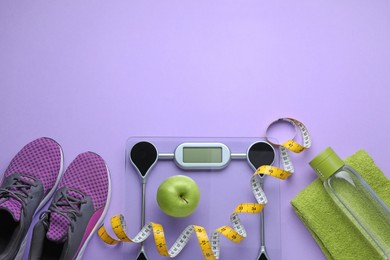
[121,137,282,260]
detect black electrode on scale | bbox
[247,141,275,260]
[130,141,158,260]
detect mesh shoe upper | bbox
[0,137,63,259]
[4,137,63,194]
[0,137,63,221]
[45,152,109,242]
[0,175,38,221]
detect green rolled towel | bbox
[291,150,390,260]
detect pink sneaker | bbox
[29,152,111,260]
[0,137,64,260]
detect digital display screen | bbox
[183,147,222,163]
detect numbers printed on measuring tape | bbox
[261,117,312,177]
[98,179,266,260]
[97,117,311,259]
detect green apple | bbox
[156,175,200,218]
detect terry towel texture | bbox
[291,150,390,260]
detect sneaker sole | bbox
[14,140,65,260]
[75,163,112,260]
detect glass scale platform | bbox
[120,137,282,260]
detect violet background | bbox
[1,1,390,259]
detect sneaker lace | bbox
[45,189,87,231]
[0,175,38,205]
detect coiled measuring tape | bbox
[98,117,311,259]
[258,117,311,179]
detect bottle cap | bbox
[309,147,344,181]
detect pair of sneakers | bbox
[0,137,111,260]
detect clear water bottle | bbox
[309,147,390,259]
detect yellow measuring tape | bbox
[98,117,311,259]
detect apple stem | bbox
[180,195,189,204]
